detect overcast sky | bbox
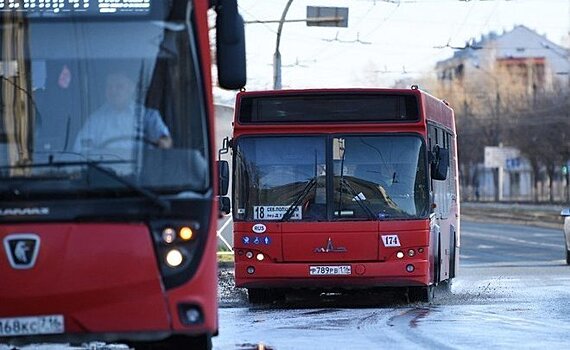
[228,0,568,93]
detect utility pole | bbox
[271,4,348,90]
[273,0,294,90]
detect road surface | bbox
[3,219,568,349]
[214,220,570,349]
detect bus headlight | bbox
[166,249,184,267]
[151,220,204,290]
[396,251,404,259]
[179,226,194,241]
[256,253,265,261]
[162,227,176,244]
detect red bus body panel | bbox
[234,220,432,288]
[0,221,219,339]
[0,224,170,333]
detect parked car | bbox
[562,208,570,265]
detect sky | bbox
[214,0,569,102]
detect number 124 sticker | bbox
[381,235,400,247]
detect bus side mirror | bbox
[431,146,449,181]
[215,0,246,89]
[218,160,230,196]
[219,196,231,215]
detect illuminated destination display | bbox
[0,0,153,16]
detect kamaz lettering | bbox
[0,208,50,216]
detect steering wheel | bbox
[98,135,157,149]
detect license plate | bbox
[309,265,351,276]
[0,315,64,336]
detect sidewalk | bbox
[461,201,566,229]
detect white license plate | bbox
[309,265,351,276]
[0,315,64,336]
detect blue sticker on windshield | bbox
[378,212,391,219]
[263,236,272,245]
[242,236,251,245]
[253,236,261,245]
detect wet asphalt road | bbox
[3,220,568,349]
[214,220,570,349]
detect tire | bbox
[437,278,453,294]
[127,334,212,350]
[449,231,457,279]
[566,248,570,265]
[438,231,456,294]
[247,288,273,304]
[432,233,441,284]
[408,285,434,303]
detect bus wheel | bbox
[127,334,212,350]
[438,278,453,294]
[248,288,285,304]
[408,285,434,303]
[449,231,457,279]
[247,288,272,304]
[169,335,212,350]
[566,245,570,265]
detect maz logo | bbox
[314,238,347,253]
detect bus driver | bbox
[73,71,172,153]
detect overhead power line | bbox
[322,32,371,45]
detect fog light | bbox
[185,308,201,324]
[245,251,254,259]
[396,251,404,259]
[408,249,415,257]
[247,266,255,274]
[418,248,424,253]
[179,305,203,325]
[166,249,184,267]
[406,264,415,272]
[256,253,264,261]
[179,227,194,240]
[162,227,176,244]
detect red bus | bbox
[221,87,459,303]
[0,1,245,349]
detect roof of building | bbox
[436,25,569,74]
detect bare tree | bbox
[425,48,569,202]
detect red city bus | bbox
[0,1,245,349]
[221,87,459,303]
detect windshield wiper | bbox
[1,159,170,212]
[280,177,317,222]
[281,151,320,222]
[338,178,377,220]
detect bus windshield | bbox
[0,5,209,198]
[234,135,429,221]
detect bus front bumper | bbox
[235,260,430,289]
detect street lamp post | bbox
[271,3,348,89]
[273,0,294,90]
